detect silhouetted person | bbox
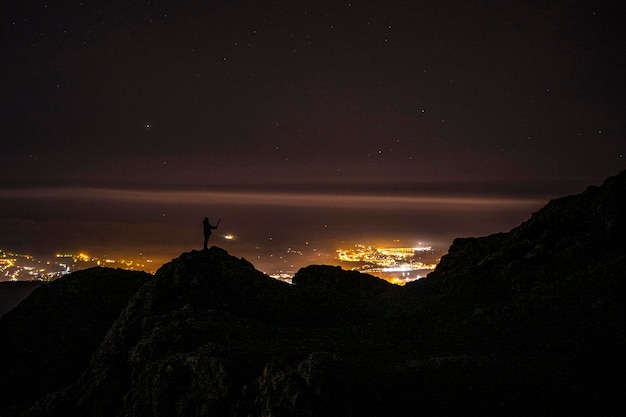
[203,217,220,250]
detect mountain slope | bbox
[419,170,626,306]
[0,267,150,409]
[23,248,395,417]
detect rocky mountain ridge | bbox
[422,169,626,303]
[1,170,625,416]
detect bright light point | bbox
[224,234,234,240]
[145,123,150,129]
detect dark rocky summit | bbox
[1,171,625,417]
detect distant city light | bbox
[335,243,439,285]
[3,248,157,281]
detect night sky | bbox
[1,1,625,273]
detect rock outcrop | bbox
[421,169,626,307]
[15,248,398,417]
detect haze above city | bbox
[1,1,624,276]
